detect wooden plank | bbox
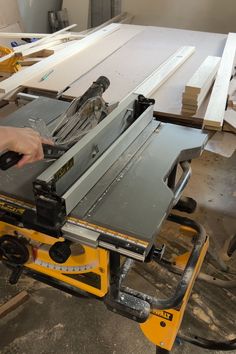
[184,56,221,94]
[0,24,121,95]
[24,49,54,58]
[0,291,29,319]
[134,46,195,97]
[13,37,64,54]
[12,24,77,52]
[203,33,236,130]
[20,58,41,66]
[24,25,144,93]
[0,25,77,64]
[0,32,85,39]
[13,40,61,61]
[182,76,217,114]
[182,56,220,116]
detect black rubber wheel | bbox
[173,197,197,214]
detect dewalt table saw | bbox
[0,76,216,353]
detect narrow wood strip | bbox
[0,32,84,39]
[182,77,216,107]
[20,40,61,58]
[12,24,77,52]
[185,56,220,94]
[134,46,196,97]
[204,33,236,130]
[0,25,77,64]
[182,56,220,115]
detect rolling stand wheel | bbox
[173,196,197,214]
[156,347,170,354]
[227,234,236,257]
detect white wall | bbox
[122,0,236,33]
[17,0,62,33]
[0,0,22,29]
[62,0,89,31]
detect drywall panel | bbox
[122,0,236,34]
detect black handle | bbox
[0,151,22,170]
[0,144,69,170]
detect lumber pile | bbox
[0,24,78,65]
[181,56,220,116]
[204,33,236,130]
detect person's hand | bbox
[0,127,53,168]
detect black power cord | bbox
[177,334,236,351]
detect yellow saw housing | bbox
[0,221,109,297]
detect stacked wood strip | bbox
[181,56,220,116]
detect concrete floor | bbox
[0,150,236,354]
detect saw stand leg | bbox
[168,163,197,214]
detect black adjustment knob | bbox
[49,240,71,264]
[97,76,110,92]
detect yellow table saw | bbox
[0,77,234,353]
